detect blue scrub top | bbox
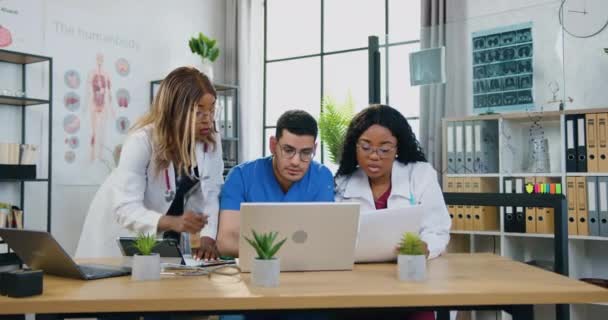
[220,156,335,210]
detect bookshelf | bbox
[443,108,608,320]
[0,49,53,269]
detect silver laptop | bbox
[0,228,130,280]
[238,202,360,272]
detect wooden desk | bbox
[0,253,607,319]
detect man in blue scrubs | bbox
[217,110,334,257]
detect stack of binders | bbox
[565,113,608,173]
[568,176,608,237]
[444,177,498,231]
[504,177,525,233]
[446,120,499,174]
[445,178,457,228]
[505,177,561,233]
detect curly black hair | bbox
[335,104,427,177]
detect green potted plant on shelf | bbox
[131,233,161,281]
[244,230,287,287]
[318,94,354,164]
[397,232,426,281]
[188,32,220,81]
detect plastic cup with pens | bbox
[178,211,208,260]
[190,232,201,250]
[180,232,192,259]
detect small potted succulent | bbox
[188,32,220,80]
[244,230,287,287]
[397,232,427,281]
[131,233,161,281]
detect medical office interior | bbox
[1,0,608,319]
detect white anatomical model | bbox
[87,53,115,162]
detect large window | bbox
[263,0,421,167]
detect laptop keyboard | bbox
[78,264,130,279]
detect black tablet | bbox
[117,237,182,258]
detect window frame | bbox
[263,0,421,161]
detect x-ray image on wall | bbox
[472,22,533,114]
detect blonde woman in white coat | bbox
[76,67,223,260]
[335,105,451,259]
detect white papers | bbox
[355,205,424,263]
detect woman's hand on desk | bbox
[194,236,219,261]
[159,211,208,233]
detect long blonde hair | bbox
[132,66,217,176]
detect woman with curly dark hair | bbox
[335,104,450,260]
[334,105,450,320]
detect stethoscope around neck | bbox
[384,164,418,206]
[163,144,207,203]
[362,163,418,205]
[405,164,418,205]
[164,168,176,202]
[163,166,200,203]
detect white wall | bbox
[445,0,608,117]
[445,0,565,117]
[0,0,228,255]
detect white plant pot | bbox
[131,253,161,281]
[251,258,280,287]
[398,255,426,282]
[199,60,214,82]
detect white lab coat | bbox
[75,126,224,258]
[335,161,451,259]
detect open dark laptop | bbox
[0,228,130,280]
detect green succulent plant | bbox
[398,232,425,256]
[318,94,354,164]
[132,233,158,256]
[244,230,287,260]
[188,32,220,63]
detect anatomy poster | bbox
[47,6,147,185]
[0,0,44,52]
